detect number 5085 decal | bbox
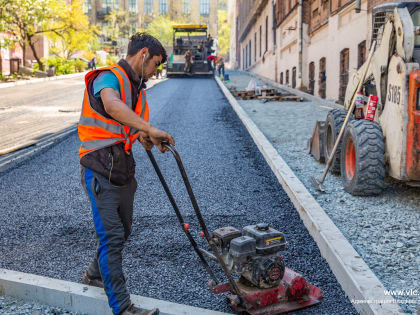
[388,84,401,105]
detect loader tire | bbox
[324,109,354,174]
[340,120,385,196]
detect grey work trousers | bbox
[81,167,137,315]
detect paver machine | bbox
[166,24,213,77]
[310,2,420,196]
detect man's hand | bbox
[138,133,154,151]
[145,126,175,153]
[100,88,175,152]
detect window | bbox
[245,45,248,68]
[249,39,251,66]
[159,0,168,14]
[286,70,289,84]
[265,16,270,50]
[144,0,153,14]
[102,0,113,14]
[83,0,92,15]
[280,72,283,84]
[339,48,350,103]
[259,26,262,57]
[243,47,246,69]
[292,67,296,88]
[129,0,138,13]
[200,0,210,15]
[358,41,366,68]
[254,32,257,62]
[182,0,191,14]
[319,57,326,98]
[309,62,315,95]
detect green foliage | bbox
[103,10,137,42]
[218,9,230,56]
[141,15,187,47]
[33,56,86,75]
[106,54,119,66]
[0,0,67,70]
[74,59,88,72]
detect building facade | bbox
[84,0,218,41]
[232,0,418,103]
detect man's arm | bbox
[100,87,174,152]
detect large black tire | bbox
[340,120,386,196]
[324,109,354,174]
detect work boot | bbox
[82,271,104,288]
[121,304,159,315]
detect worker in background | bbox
[217,56,225,78]
[184,49,192,74]
[206,34,214,56]
[91,56,97,70]
[155,62,163,79]
[78,32,174,315]
[207,54,215,75]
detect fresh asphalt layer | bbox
[0,77,356,314]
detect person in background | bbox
[184,49,192,74]
[91,56,97,70]
[217,56,225,78]
[155,63,163,79]
[207,55,215,75]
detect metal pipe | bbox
[356,0,361,13]
[199,248,218,261]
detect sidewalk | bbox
[219,70,420,315]
[0,75,167,156]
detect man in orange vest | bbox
[78,33,174,315]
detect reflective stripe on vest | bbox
[78,64,149,158]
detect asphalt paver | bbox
[0,77,357,314]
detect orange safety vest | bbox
[78,64,149,158]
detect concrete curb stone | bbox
[0,269,230,315]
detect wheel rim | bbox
[345,138,356,180]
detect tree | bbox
[48,0,98,59]
[0,0,68,70]
[103,10,137,42]
[141,15,187,47]
[217,8,230,56]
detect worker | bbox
[207,54,215,74]
[78,32,174,315]
[184,49,192,74]
[206,34,214,56]
[217,56,225,78]
[155,62,163,79]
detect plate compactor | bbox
[146,143,324,314]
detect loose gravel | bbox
[0,77,356,314]
[0,296,78,314]
[223,71,420,314]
